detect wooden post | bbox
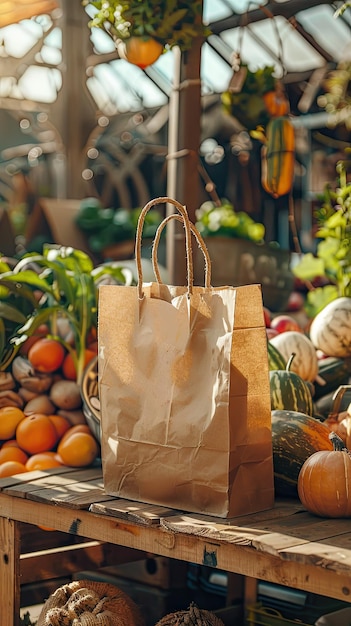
[51,0,97,199]
[0,517,21,626]
[166,34,203,285]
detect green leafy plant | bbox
[292,157,351,317]
[75,199,163,253]
[195,198,266,242]
[221,65,276,130]
[84,0,210,51]
[0,246,133,384]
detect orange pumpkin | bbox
[298,432,351,518]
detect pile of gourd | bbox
[267,296,351,518]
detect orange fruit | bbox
[1,439,21,448]
[0,460,27,477]
[0,446,28,465]
[16,414,59,455]
[57,431,99,467]
[19,324,49,356]
[59,424,91,446]
[48,414,71,439]
[124,36,163,69]
[28,338,66,373]
[0,407,25,440]
[26,451,63,471]
[62,349,96,381]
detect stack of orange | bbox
[0,408,99,477]
[0,336,100,478]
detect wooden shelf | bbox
[1,466,351,625]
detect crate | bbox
[246,603,312,626]
[193,236,294,312]
[102,556,188,590]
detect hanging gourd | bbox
[263,80,290,117]
[297,432,351,518]
[261,115,295,198]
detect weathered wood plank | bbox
[0,466,73,492]
[90,499,181,526]
[3,467,103,501]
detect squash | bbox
[271,409,333,497]
[309,297,351,358]
[323,384,351,450]
[267,340,286,371]
[261,116,295,198]
[313,356,351,400]
[297,432,351,517]
[263,81,290,117]
[269,330,318,382]
[270,354,314,415]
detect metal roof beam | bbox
[209,0,336,33]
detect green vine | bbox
[83,0,210,51]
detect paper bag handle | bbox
[135,196,194,298]
[152,213,212,288]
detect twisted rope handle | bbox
[152,213,212,288]
[135,196,193,299]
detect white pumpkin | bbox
[269,330,318,382]
[309,297,351,358]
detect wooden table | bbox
[1,466,351,626]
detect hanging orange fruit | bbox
[261,116,295,198]
[123,36,164,69]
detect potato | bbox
[50,380,82,410]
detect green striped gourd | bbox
[270,353,314,416]
[261,116,295,198]
[267,340,286,371]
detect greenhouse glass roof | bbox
[0,1,350,116]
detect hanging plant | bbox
[84,0,210,67]
[221,65,277,131]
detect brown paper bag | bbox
[98,197,274,518]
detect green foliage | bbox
[75,199,163,253]
[195,199,265,242]
[334,2,351,17]
[0,246,133,383]
[84,0,210,51]
[317,61,351,130]
[293,157,351,316]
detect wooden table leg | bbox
[0,516,21,626]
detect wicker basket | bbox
[81,355,101,442]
